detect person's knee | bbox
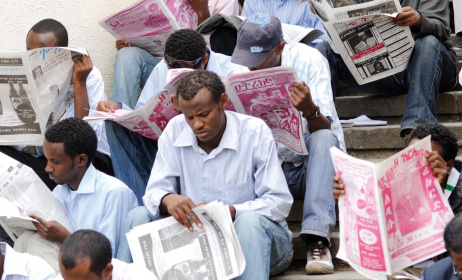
[413,36,442,57]
[234,212,268,236]
[115,47,144,66]
[125,206,155,229]
[306,129,336,150]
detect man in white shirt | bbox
[98,29,248,205]
[116,70,294,279]
[231,14,345,275]
[0,18,112,191]
[0,242,56,280]
[54,230,155,280]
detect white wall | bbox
[2,0,136,98]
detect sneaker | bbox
[305,241,334,275]
[454,40,462,57]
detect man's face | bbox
[26,31,59,50]
[59,257,111,280]
[43,140,79,186]
[450,251,462,279]
[248,43,283,71]
[408,138,445,158]
[179,88,227,148]
[375,62,384,71]
[358,32,368,42]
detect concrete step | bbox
[289,223,341,260]
[271,260,368,280]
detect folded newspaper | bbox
[126,201,246,280]
[340,115,387,127]
[85,66,309,155]
[0,152,73,241]
[196,13,325,46]
[99,0,198,56]
[310,0,415,85]
[330,136,454,279]
[0,47,87,145]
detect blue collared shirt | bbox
[143,111,293,231]
[241,0,328,45]
[52,165,138,257]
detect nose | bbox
[45,162,53,173]
[192,117,204,130]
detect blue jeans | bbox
[282,129,339,245]
[105,121,158,206]
[111,47,159,108]
[316,35,459,136]
[117,207,293,279]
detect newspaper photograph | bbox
[0,152,74,241]
[100,0,197,56]
[310,0,414,85]
[126,201,245,280]
[330,136,454,279]
[0,47,86,145]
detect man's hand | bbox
[289,81,317,116]
[188,0,210,24]
[116,40,131,51]
[426,151,449,186]
[229,205,236,221]
[30,214,71,243]
[391,7,421,27]
[73,55,92,119]
[73,55,93,86]
[333,175,345,200]
[161,193,203,231]
[97,101,122,112]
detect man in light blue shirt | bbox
[97,29,248,205]
[117,70,294,279]
[241,0,328,46]
[13,118,137,272]
[231,14,345,275]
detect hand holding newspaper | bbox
[310,0,415,85]
[330,136,454,279]
[0,152,73,241]
[126,201,246,280]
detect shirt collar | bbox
[174,111,239,153]
[205,50,224,76]
[1,242,29,277]
[63,164,97,195]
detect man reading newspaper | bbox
[315,0,460,138]
[231,13,345,275]
[13,118,137,272]
[117,70,294,280]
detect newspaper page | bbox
[330,136,454,279]
[0,47,87,145]
[0,152,73,241]
[100,0,197,56]
[310,0,414,85]
[126,201,245,280]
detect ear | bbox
[220,93,228,110]
[76,154,88,167]
[103,263,113,280]
[276,42,285,55]
[447,159,456,173]
[201,52,209,68]
[170,94,181,113]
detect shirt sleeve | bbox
[98,188,138,257]
[240,0,256,17]
[209,0,238,16]
[412,0,451,44]
[143,128,181,218]
[135,62,167,110]
[233,127,293,223]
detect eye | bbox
[186,115,194,120]
[51,159,59,164]
[199,112,209,118]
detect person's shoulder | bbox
[284,43,327,64]
[422,256,455,279]
[159,114,187,140]
[227,111,271,137]
[95,169,133,194]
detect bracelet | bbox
[302,106,320,120]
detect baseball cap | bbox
[231,13,283,68]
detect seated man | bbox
[111,0,239,109]
[315,0,460,137]
[421,213,462,280]
[231,14,345,275]
[54,230,155,280]
[0,18,112,190]
[0,241,56,279]
[98,29,248,205]
[117,70,294,279]
[13,118,138,272]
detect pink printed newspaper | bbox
[100,0,197,56]
[330,136,454,279]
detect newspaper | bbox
[196,13,324,45]
[310,0,415,85]
[330,136,454,279]
[0,47,87,145]
[100,0,197,56]
[85,67,308,155]
[126,201,245,280]
[0,152,73,241]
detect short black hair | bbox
[407,123,458,161]
[444,213,462,253]
[165,29,206,61]
[176,70,224,103]
[60,230,112,276]
[45,117,97,166]
[29,18,68,47]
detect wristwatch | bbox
[302,106,320,120]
